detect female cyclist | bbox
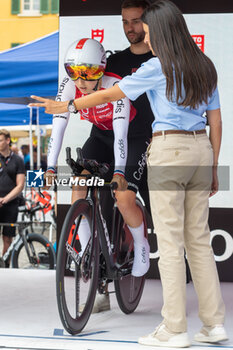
[30,1,227,346]
[44,38,150,284]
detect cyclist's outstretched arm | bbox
[30,84,125,115]
[47,78,75,171]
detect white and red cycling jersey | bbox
[47,72,136,175]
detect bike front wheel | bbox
[56,199,99,335]
[11,233,56,269]
[114,199,147,314]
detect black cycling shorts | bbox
[0,199,18,237]
[78,127,150,193]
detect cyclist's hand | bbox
[111,174,128,191]
[43,170,56,190]
[29,95,69,114]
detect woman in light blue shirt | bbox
[30,0,227,347]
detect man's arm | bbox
[1,173,25,205]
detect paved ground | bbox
[0,269,232,350]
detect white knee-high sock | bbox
[128,221,145,245]
[128,221,150,277]
[78,217,91,253]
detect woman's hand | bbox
[29,96,69,114]
[209,166,218,197]
[111,174,128,191]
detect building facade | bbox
[0,0,59,50]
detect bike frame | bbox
[85,185,127,280]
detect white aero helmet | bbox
[64,38,107,81]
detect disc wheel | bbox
[114,199,147,314]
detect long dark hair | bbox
[141,0,217,109]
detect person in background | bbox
[30,0,228,346]
[21,144,30,169]
[33,148,47,171]
[11,144,24,159]
[0,129,25,265]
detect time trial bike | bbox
[56,147,149,335]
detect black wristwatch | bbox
[68,99,79,114]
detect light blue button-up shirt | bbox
[118,57,220,133]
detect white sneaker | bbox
[194,324,228,343]
[79,293,110,314]
[138,324,191,348]
[132,238,150,277]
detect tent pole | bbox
[29,107,33,170]
[36,107,41,169]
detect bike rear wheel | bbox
[11,233,56,269]
[114,199,147,314]
[56,199,99,335]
